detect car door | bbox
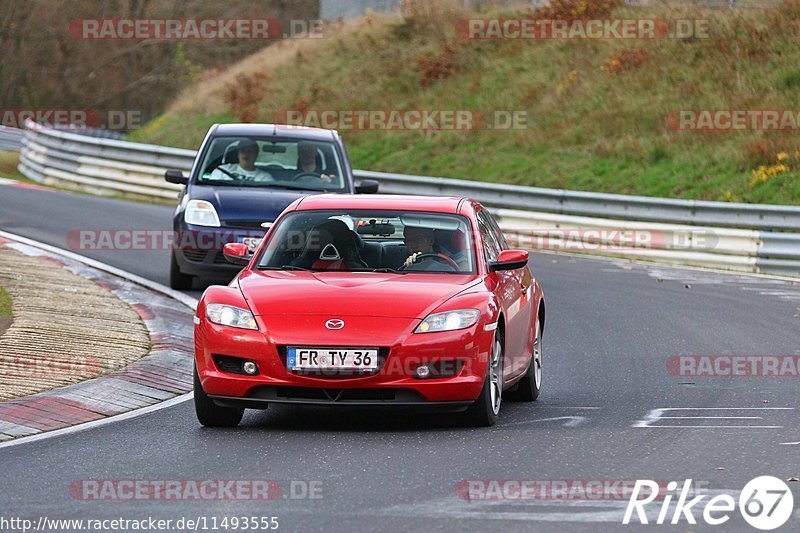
[484,210,533,378]
[477,210,524,381]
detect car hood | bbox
[189,185,313,225]
[237,270,482,319]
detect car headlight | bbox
[415,309,480,333]
[206,304,258,330]
[185,200,221,227]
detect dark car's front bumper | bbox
[173,224,265,278]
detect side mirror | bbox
[223,242,251,266]
[354,179,379,194]
[165,169,189,185]
[489,249,529,272]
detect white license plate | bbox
[287,348,378,370]
[237,237,262,252]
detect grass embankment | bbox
[0,152,25,182]
[0,285,11,318]
[130,0,800,204]
[0,284,12,336]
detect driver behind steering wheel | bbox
[210,140,274,182]
[296,142,334,183]
[402,226,460,271]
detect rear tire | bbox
[170,252,194,290]
[465,331,503,427]
[194,366,244,427]
[508,322,542,402]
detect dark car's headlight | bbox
[415,309,480,333]
[206,304,258,330]
[185,200,221,227]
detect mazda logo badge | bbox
[325,319,345,330]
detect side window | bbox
[477,211,501,262]
[485,211,509,250]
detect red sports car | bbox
[193,194,545,427]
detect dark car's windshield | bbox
[257,210,476,274]
[197,136,347,192]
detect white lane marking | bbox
[0,231,198,449]
[505,416,587,428]
[0,177,18,185]
[633,408,793,429]
[0,393,192,451]
[374,490,741,524]
[658,416,762,419]
[779,441,800,445]
[538,406,600,409]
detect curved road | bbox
[1,182,798,532]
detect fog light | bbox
[415,365,431,379]
[243,361,258,375]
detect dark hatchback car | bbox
[165,123,378,289]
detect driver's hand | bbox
[320,174,334,183]
[403,252,422,268]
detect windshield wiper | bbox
[366,268,408,274]
[259,183,329,192]
[257,265,315,271]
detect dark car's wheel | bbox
[508,322,542,402]
[465,331,503,427]
[194,366,244,427]
[170,252,194,290]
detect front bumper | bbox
[174,225,264,278]
[195,314,492,405]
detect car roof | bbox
[211,123,337,141]
[294,194,471,214]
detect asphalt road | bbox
[1,182,799,532]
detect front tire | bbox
[194,366,244,427]
[508,322,542,402]
[170,252,194,290]
[465,331,503,427]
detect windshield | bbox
[196,136,347,191]
[256,210,476,274]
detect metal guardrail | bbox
[0,126,24,152]
[15,121,800,276]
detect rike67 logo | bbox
[623,477,794,530]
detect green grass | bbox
[0,285,12,318]
[131,1,800,205]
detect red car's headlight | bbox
[415,309,480,333]
[205,303,258,330]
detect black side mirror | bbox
[354,179,379,194]
[165,169,189,185]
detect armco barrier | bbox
[15,121,800,276]
[0,126,24,152]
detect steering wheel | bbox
[214,166,253,181]
[291,172,324,182]
[399,253,459,271]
